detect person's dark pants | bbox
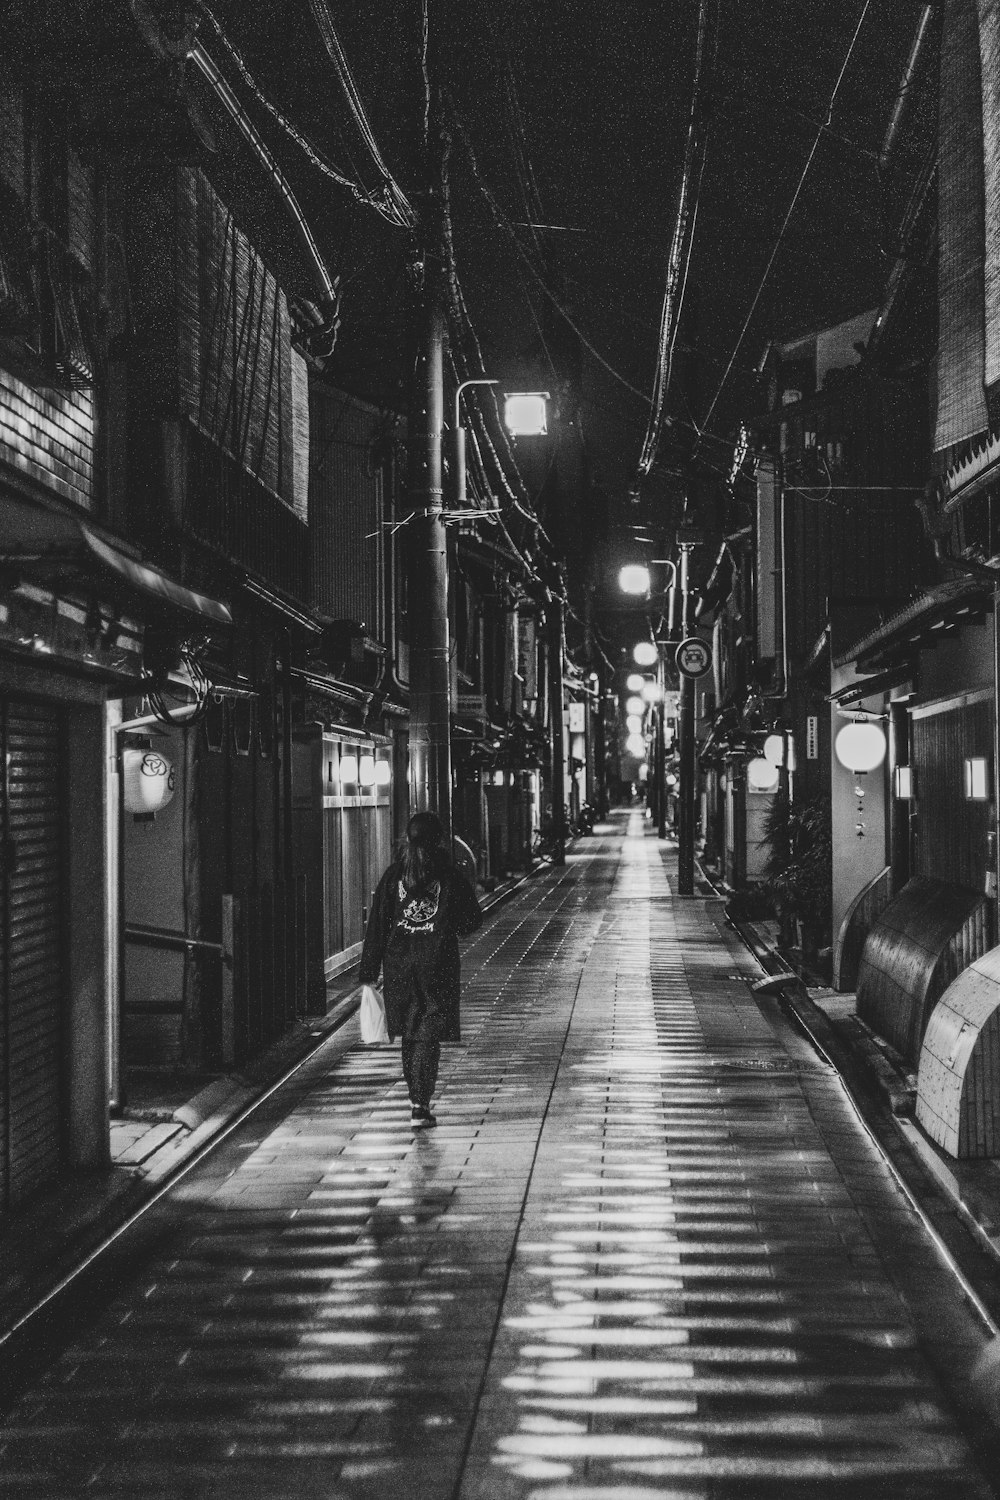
[401,1036,440,1106]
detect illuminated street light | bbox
[619,563,651,595]
[641,681,662,703]
[626,715,643,735]
[625,696,645,715]
[504,392,549,436]
[626,733,646,757]
[626,672,646,692]
[633,641,658,667]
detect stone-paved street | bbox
[1,813,996,1497]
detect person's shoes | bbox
[410,1104,437,1128]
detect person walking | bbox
[359,811,483,1128]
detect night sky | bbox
[220,0,924,580]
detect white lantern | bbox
[641,681,662,703]
[626,672,645,692]
[834,721,886,773]
[626,714,644,735]
[747,756,780,792]
[626,733,646,757]
[625,696,645,715]
[763,733,785,766]
[359,753,376,787]
[633,641,658,667]
[375,759,392,786]
[340,753,359,784]
[122,747,176,815]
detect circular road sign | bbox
[675,636,713,679]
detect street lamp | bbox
[633,641,659,667]
[504,392,549,437]
[619,563,652,595]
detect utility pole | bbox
[547,578,567,865]
[677,542,697,894]
[406,87,452,834]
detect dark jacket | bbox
[358,859,483,1042]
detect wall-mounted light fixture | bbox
[835,717,887,838]
[964,757,990,801]
[894,765,914,800]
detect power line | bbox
[636,0,718,486]
[698,0,874,440]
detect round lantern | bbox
[626,673,646,692]
[122,747,176,815]
[633,641,658,667]
[625,733,646,757]
[358,753,377,787]
[625,696,645,716]
[641,681,663,703]
[763,733,785,766]
[834,720,886,773]
[747,756,780,792]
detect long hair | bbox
[400,811,448,890]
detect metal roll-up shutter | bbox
[1,698,65,1210]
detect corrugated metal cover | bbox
[917,941,1000,1156]
[857,875,991,1065]
[1,699,64,1210]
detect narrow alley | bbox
[1,814,996,1498]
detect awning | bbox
[1,494,232,626]
[828,665,916,706]
[832,576,994,673]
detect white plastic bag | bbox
[359,983,389,1045]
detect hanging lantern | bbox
[340,753,359,784]
[747,756,780,792]
[122,747,176,816]
[633,641,658,667]
[375,759,392,786]
[834,720,886,773]
[835,719,886,838]
[626,672,645,692]
[625,696,645,715]
[763,733,785,767]
[625,733,646,757]
[641,681,662,703]
[359,753,377,787]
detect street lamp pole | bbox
[407,96,452,835]
[677,542,696,894]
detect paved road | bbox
[1,814,996,1497]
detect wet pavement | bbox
[1,812,997,1497]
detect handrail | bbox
[125,923,225,957]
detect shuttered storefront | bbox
[1,698,65,1211]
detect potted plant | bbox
[761,789,832,971]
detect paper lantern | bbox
[747,756,780,792]
[359,753,376,787]
[633,641,658,667]
[626,714,644,735]
[375,759,391,786]
[834,721,886,773]
[763,733,785,766]
[626,673,645,692]
[340,753,359,784]
[625,696,645,715]
[625,733,646,757]
[641,681,662,703]
[122,747,176,815]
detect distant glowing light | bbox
[626,672,645,692]
[641,681,662,703]
[626,715,643,735]
[625,696,645,716]
[626,733,646,757]
[633,641,658,667]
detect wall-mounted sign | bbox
[568,702,586,733]
[806,715,819,759]
[675,637,713,679]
